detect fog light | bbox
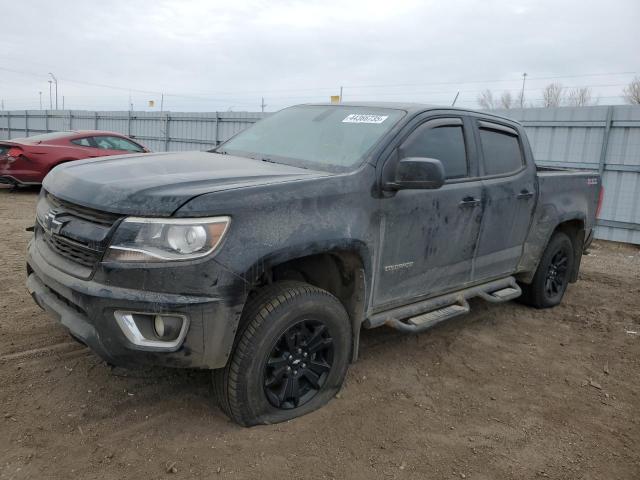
[114,311,189,350]
[154,315,165,337]
[153,315,183,341]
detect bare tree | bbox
[542,83,564,107]
[499,91,514,109]
[623,76,640,104]
[477,89,496,109]
[566,87,595,107]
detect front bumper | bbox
[26,238,244,369]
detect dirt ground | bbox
[0,187,639,480]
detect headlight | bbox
[104,216,230,262]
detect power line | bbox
[0,65,636,97]
[341,71,639,91]
[2,83,630,105]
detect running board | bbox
[368,276,521,333]
[384,300,471,333]
[408,301,470,327]
[477,286,521,303]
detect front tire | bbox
[520,231,575,308]
[213,281,352,426]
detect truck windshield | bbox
[215,105,405,172]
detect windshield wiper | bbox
[259,156,309,169]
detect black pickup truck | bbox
[26,103,602,426]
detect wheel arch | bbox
[238,240,372,362]
[553,218,586,283]
[518,215,586,284]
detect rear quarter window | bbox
[71,138,93,147]
[93,136,144,152]
[479,127,523,176]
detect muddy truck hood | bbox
[42,151,326,216]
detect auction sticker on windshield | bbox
[342,114,389,124]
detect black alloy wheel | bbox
[518,231,575,308]
[212,281,352,426]
[263,320,334,409]
[544,248,569,298]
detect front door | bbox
[374,116,484,309]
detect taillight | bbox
[7,147,22,159]
[596,186,604,219]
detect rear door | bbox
[374,114,484,309]
[473,120,537,280]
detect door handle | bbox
[517,190,534,199]
[459,196,481,208]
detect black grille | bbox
[37,192,120,269]
[41,229,102,267]
[45,193,119,226]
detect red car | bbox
[0,131,150,186]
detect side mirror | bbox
[387,157,445,190]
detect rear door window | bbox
[478,125,524,176]
[92,136,144,152]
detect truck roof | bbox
[303,102,522,125]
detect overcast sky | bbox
[1,0,638,112]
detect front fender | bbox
[235,239,372,285]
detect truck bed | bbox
[517,167,601,278]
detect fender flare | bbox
[235,238,373,362]
[517,212,586,284]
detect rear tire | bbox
[213,281,352,426]
[520,231,574,308]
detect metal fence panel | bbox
[0,110,265,150]
[1,106,639,244]
[493,105,640,244]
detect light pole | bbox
[48,80,53,109]
[39,91,42,110]
[49,73,58,110]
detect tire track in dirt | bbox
[0,341,86,362]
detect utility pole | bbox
[261,97,266,113]
[49,73,58,109]
[339,86,343,102]
[520,72,527,108]
[48,80,53,109]
[160,93,164,113]
[39,91,42,110]
[62,96,65,110]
